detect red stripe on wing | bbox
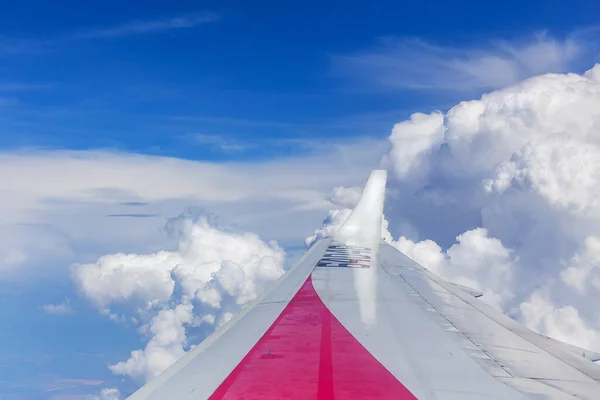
[209,275,417,399]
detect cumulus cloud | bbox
[376,63,600,349]
[42,299,74,315]
[520,289,600,351]
[328,186,362,208]
[381,111,445,180]
[310,63,600,350]
[336,33,586,92]
[304,209,352,249]
[560,236,600,294]
[308,204,515,310]
[392,228,515,309]
[109,303,195,382]
[73,213,285,382]
[93,387,122,400]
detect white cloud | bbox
[336,33,585,92]
[520,290,600,350]
[379,63,600,348]
[94,387,122,400]
[308,62,600,353]
[560,236,600,294]
[304,208,352,249]
[584,63,600,83]
[329,186,362,208]
[73,214,285,382]
[109,303,195,382]
[75,12,220,39]
[188,133,246,152]
[2,248,26,267]
[388,227,515,310]
[0,137,384,279]
[308,192,516,310]
[42,299,74,315]
[381,111,445,180]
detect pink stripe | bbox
[209,275,417,399]
[318,306,334,399]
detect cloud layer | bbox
[0,137,383,278]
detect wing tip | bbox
[334,169,388,246]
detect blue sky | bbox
[1,1,599,398]
[2,0,597,159]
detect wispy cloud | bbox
[0,36,49,55]
[0,83,53,91]
[53,378,104,386]
[0,12,219,57]
[189,133,248,152]
[334,32,589,92]
[75,12,220,39]
[42,299,74,315]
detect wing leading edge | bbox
[128,170,600,399]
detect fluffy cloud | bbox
[379,64,600,348]
[73,213,285,382]
[304,209,352,249]
[393,228,515,309]
[329,186,362,208]
[311,64,600,350]
[308,206,515,310]
[520,289,600,351]
[560,236,600,294]
[94,387,122,400]
[109,303,195,382]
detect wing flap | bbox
[448,281,483,298]
[541,336,600,363]
[379,241,600,398]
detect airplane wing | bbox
[128,170,600,399]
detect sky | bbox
[1,1,600,398]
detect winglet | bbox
[334,170,387,247]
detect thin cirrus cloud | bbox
[0,12,220,57]
[334,32,588,92]
[73,12,220,39]
[189,133,248,152]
